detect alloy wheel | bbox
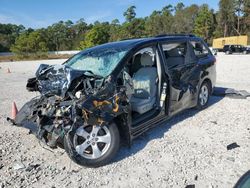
[73,125,111,159]
[199,85,209,106]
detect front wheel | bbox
[64,123,120,167]
[196,82,210,110]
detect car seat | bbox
[130,53,158,114]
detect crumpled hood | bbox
[28,64,87,97]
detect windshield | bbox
[65,48,128,77]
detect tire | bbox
[64,123,120,168]
[225,51,230,55]
[196,81,210,110]
[243,50,247,54]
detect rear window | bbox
[190,41,209,58]
[162,43,186,57]
[161,42,187,68]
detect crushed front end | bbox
[9,64,130,149]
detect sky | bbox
[0,0,219,28]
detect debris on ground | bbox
[227,157,235,162]
[25,164,41,172]
[210,120,217,124]
[227,142,240,150]
[185,184,195,188]
[213,87,250,99]
[194,175,198,181]
[12,162,25,170]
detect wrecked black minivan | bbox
[9,34,216,167]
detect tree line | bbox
[0,0,250,57]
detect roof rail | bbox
[155,34,196,38]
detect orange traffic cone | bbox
[11,102,18,119]
[7,68,11,73]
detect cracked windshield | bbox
[66,49,128,77]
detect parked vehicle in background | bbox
[9,34,216,167]
[212,35,248,52]
[223,45,250,54]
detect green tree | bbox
[111,19,120,26]
[122,18,146,38]
[123,6,136,22]
[79,24,110,49]
[8,1,250,54]
[0,23,25,52]
[47,21,72,51]
[65,20,73,28]
[109,19,123,41]
[194,4,214,41]
[71,18,89,49]
[145,5,174,36]
[217,0,236,37]
[243,0,250,35]
[172,4,199,33]
[175,2,185,12]
[145,11,165,36]
[11,30,48,57]
[75,18,88,34]
[235,0,244,34]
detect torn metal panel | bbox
[213,87,250,99]
[28,64,101,97]
[10,63,131,149]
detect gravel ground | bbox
[0,54,250,188]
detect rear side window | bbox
[190,41,209,58]
[161,42,187,68]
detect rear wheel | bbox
[196,82,210,109]
[226,51,230,55]
[64,123,120,167]
[243,50,247,54]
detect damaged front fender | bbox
[11,97,41,133]
[9,63,132,149]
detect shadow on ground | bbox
[113,95,223,163]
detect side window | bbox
[161,42,187,68]
[190,41,209,58]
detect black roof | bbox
[117,34,200,45]
[80,34,201,52]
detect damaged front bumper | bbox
[7,97,41,133]
[7,64,132,149]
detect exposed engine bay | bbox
[11,64,132,148]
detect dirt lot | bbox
[0,54,250,188]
